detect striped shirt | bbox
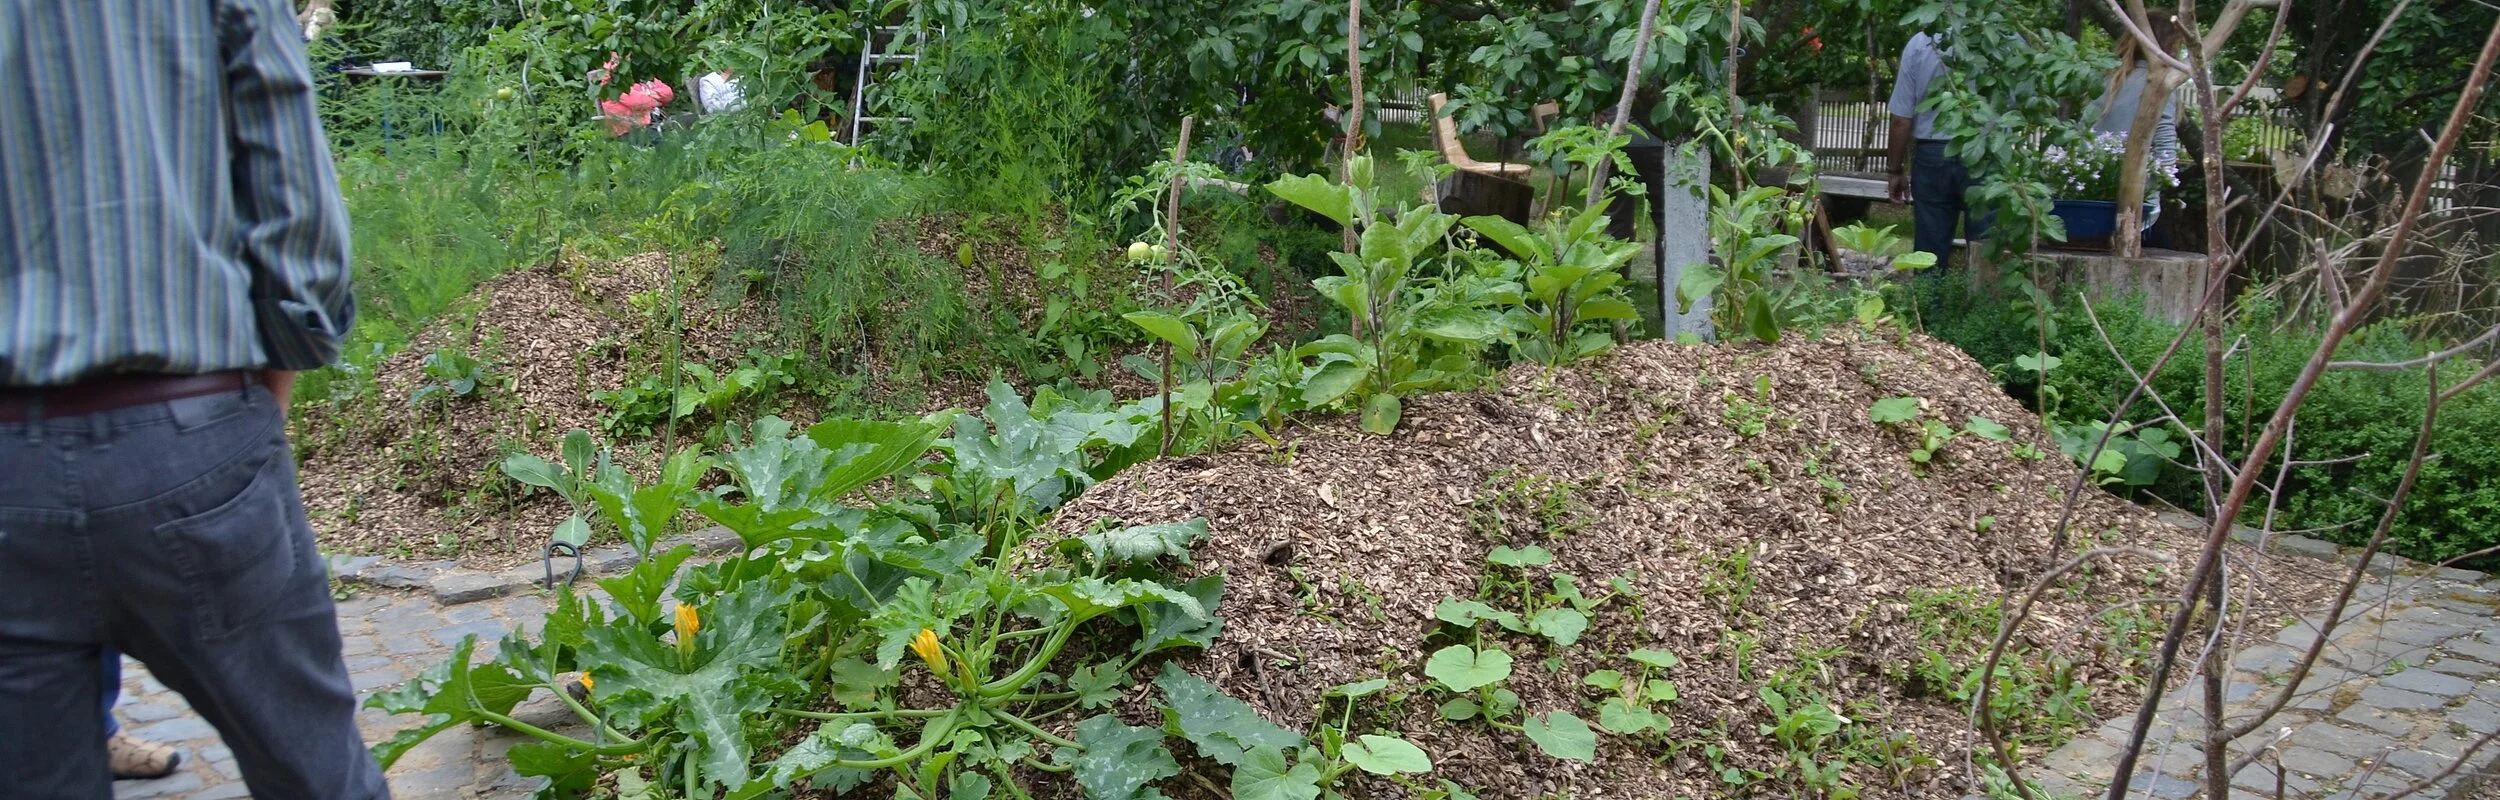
[0,0,353,387]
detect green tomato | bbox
[495,87,516,100]
[1126,241,1152,262]
[1150,244,1169,261]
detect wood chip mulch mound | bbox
[293,252,771,568]
[1047,331,2346,799]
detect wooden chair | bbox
[1426,93,1532,179]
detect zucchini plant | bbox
[375,384,1461,800]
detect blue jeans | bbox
[0,382,388,799]
[1910,140,1971,265]
[101,652,118,737]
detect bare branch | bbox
[2106,14,2500,797]
[1976,546,2175,799]
[2103,0,2196,72]
[2327,324,2500,371]
[2380,727,2500,799]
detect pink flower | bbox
[599,79,676,136]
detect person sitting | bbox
[697,68,748,115]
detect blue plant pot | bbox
[2050,199,2157,242]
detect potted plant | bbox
[2038,132,2172,245]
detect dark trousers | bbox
[0,384,387,799]
[1911,140,1970,265]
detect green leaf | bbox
[1642,679,1679,704]
[1133,575,1225,655]
[1744,292,1782,343]
[1043,578,1204,624]
[1329,678,1391,699]
[1461,215,1548,263]
[1964,416,2012,442]
[1596,697,1656,735]
[1061,715,1180,800]
[1266,173,1357,228]
[1437,697,1482,721]
[596,545,696,626]
[1528,608,1589,646]
[1343,735,1434,775]
[1067,663,1130,709]
[1433,598,1522,630]
[1414,308,1511,342]
[1522,711,1599,761]
[1675,263,1723,313]
[500,453,566,491]
[1486,545,1554,567]
[1855,293,1887,326]
[560,429,598,475]
[508,741,599,796]
[760,722,886,789]
[368,715,457,769]
[1122,311,1202,360]
[805,417,943,500]
[580,580,801,789]
[1868,397,1922,425]
[551,513,591,549]
[1628,648,1680,669]
[950,772,994,800]
[1074,519,1208,565]
[1361,392,1403,435]
[1424,645,1513,693]
[1582,669,1625,692]
[826,658,896,709]
[1578,297,1639,321]
[1299,360,1366,407]
[1157,664,1303,765]
[1230,746,1321,800]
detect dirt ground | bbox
[1041,332,2347,799]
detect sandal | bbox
[107,732,182,780]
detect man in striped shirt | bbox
[0,1,387,797]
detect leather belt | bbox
[0,371,253,423]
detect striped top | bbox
[0,0,353,386]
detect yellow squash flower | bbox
[579,674,596,692]
[674,604,701,641]
[674,604,702,668]
[910,628,952,681]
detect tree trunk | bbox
[2111,66,2179,257]
[1587,0,1666,208]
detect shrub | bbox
[1924,280,2500,568]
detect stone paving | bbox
[2034,555,2500,799]
[108,586,563,800]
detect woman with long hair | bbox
[2090,9,2190,233]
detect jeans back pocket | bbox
[152,456,305,638]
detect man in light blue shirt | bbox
[1885,32,1968,264]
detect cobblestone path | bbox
[2035,562,2500,799]
[108,588,562,800]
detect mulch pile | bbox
[294,252,772,567]
[1046,331,2346,799]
